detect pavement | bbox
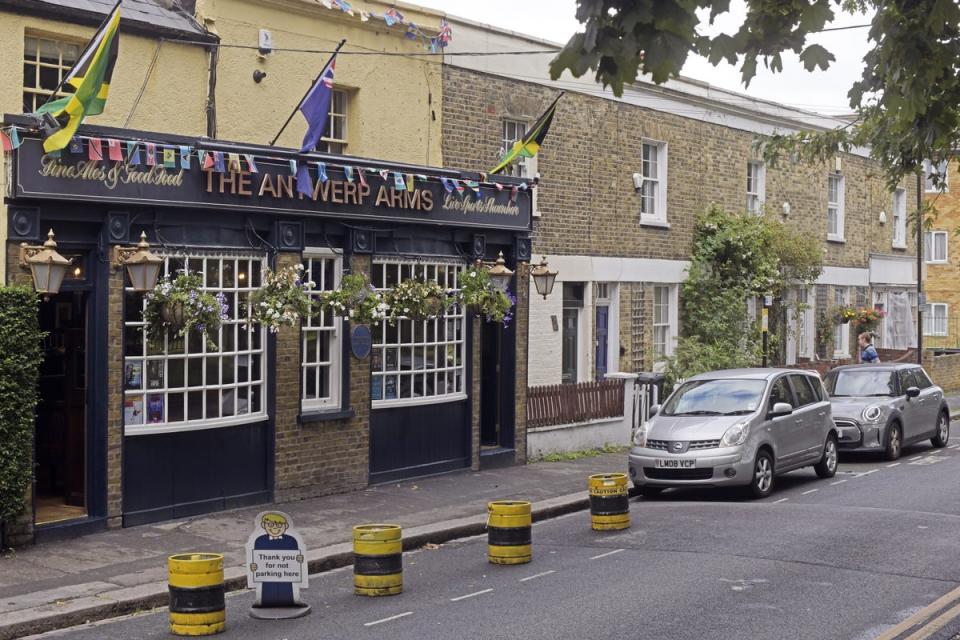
[0,451,630,640]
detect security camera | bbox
[632,173,643,192]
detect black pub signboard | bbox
[11,137,532,231]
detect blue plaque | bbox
[351,325,372,360]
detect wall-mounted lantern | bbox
[113,231,163,292]
[486,251,514,291]
[530,256,558,300]
[19,228,71,295]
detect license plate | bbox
[655,459,696,469]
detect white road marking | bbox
[450,589,493,602]
[910,455,924,460]
[831,479,848,486]
[520,570,556,582]
[773,498,789,504]
[590,548,625,560]
[948,444,959,449]
[853,469,878,477]
[364,612,413,627]
[802,489,819,495]
[886,462,901,467]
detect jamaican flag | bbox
[36,1,121,152]
[490,92,563,175]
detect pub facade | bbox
[3,117,533,544]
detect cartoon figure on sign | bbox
[245,511,309,612]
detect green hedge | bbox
[0,286,43,520]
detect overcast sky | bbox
[415,0,872,115]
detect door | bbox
[595,305,609,381]
[561,308,579,384]
[788,374,828,460]
[766,376,803,465]
[35,292,88,525]
[897,369,924,441]
[912,368,942,437]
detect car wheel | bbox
[748,450,775,499]
[637,486,663,498]
[884,423,902,461]
[932,412,950,448]
[814,436,839,479]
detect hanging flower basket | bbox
[317,273,389,325]
[246,263,315,333]
[833,305,857,325]
[457,268,515,326]
[143,272,228,350]
[385,278,452,322]
[852,306,886,332]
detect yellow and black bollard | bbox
[487,500,532,565]
[353,524,403,596]
[168,553,226,636]
[588,473,630,531]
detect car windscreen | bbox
[661,379,767,416]
[824,370,896,397]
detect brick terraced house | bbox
[441,18,919,391]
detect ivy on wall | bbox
[0,287,43,521]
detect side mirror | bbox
[770,402,793,417]
[906,386,920,399]
[649,404,660,418]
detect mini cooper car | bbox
[824,363,950,460]
[628,368,838,499]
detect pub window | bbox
[123,252,267,435]
[23,35,80,113]
[370,260,466,406]
[318,90,348,154]
[302,252,342,410]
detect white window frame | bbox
[123,252,268,436]
[923,159,949,193]
[652,284,678,365]
[746,161,766,215]
[827,173,845,242]
[502,119,539,216]
[318,89,348,154]
[833,287,850,359]
[22,34,80,113]
[301,250,343,412]
[925,231,948,264]
[924,303,949,337]
[640,140,668,226]
[892,188,907,249]
[370,259,466,408]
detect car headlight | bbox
[633,421,650,447]
[720,421,750,447]
[862,405,883,424]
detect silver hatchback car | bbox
[629,369,838,498]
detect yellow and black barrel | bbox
[588,473,630,531]
[487,500,532,565]
[353,524,403,596]
[168,553,225,636]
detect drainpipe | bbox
[917,171,923,364]
[206,43,218,139]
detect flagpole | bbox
[269,38,346,147]
[36,0,123,112]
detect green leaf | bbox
[798,43,835,72]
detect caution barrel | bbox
[353,524,403,596]
[588,473,630,531]
[487,500,532,565]
[168,553,225,636]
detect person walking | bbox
[858,332,880,363]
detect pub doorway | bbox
[35,290,88,525]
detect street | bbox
[30,440,960,640]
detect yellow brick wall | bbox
[923,160,960,349]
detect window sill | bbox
[640,218,671,229]
[827,235,846,244]
[299,408,355,425]
[891,242,908,250]
[926,260,949,265]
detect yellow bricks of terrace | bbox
[195,0,444,167]
[168,553,226,636]
[353,524,403,596]
[487,500,532,565]
[588,473,630,531]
